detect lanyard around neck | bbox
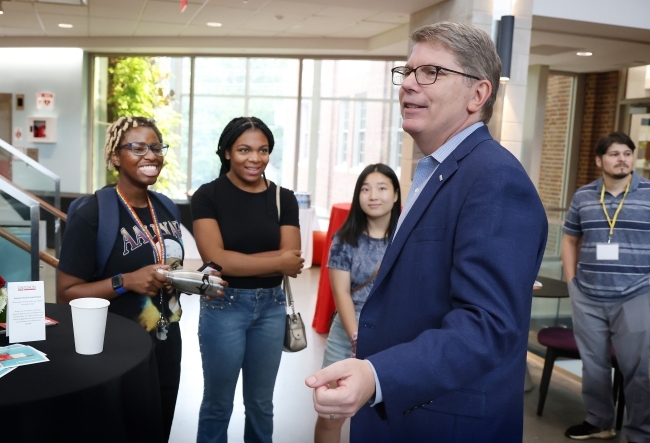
[599,179,631,242]
[115,186,166,264]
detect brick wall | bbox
[539,75,573,255]
[575,71,620,190]
[539,75,573,208]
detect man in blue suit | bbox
[306,21,548,442]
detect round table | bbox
[0,303,163,442]
[533,276,569,299]
[312,203,351,334]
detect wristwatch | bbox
[112,274,128,295]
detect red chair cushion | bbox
[537,327,579,352]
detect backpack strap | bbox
[95,187,120,278]
[149,190,184,250]
[149,191,181,222]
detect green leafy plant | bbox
[106,57,184,196]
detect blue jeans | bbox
[197,285,286,443]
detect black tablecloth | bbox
[0,303,164,442]
[534,276,570,298]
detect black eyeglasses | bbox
[120,142,168,157]
[391,65,481,86]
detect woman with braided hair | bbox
[58,116,189,442]
[191,116,304,443]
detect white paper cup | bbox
[69,298,110,355]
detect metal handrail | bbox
[0,226,58,268]
[0,178,42,280]
[0,175,66,220]
[0,137,63,257]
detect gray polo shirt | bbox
[563,172,650,301]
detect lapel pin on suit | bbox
[439,175,443,181]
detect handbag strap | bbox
[351,266,380,294]
[276,184,296,315]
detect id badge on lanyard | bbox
[596,180,629,261]
[596,243,619,260]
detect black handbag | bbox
[276,184,307,353]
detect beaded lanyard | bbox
[115,186,169,340]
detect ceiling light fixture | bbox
[207,22,222,27]
[576,51,593,57]
[58,23,73,28]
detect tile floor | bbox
[168,262,631,443]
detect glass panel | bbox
[529,212,573,357]
[157,57,190,199]
[93,56,109,191]
[194,58,246,96]
[301,59,314,99]
[248,58,300,97]
[248,97,297,187]
[190,96,246,190]
[296,59,403,215]
[92,56,189,199]
[539,74,575,214]
[319,60,396,99]
[529,73,579,356]
[0,192,35,282]
[629,113,650,179]
[625,65,650,99]
[3,154,56,194]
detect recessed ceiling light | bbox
[58,23,73,28]
[207,22,222,27]
[576,51,593,57]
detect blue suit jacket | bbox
[352,126,548,443]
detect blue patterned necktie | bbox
[395,156,438,235]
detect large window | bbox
[92,56,403,214]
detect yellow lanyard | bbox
[600,180,630,243]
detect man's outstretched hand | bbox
[305,358,377,419]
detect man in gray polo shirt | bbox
[562,132,650,442]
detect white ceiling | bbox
[0,0,437,56]
[529,16,650,73]
[0,0,649,72]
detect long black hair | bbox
[216,116,275,177]
[337,163,401,247]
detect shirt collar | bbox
[596,172,640,195]
[427,122,484,165]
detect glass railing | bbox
[0,178,43,281]
[0,138,63,258]
[528,207,572,357]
